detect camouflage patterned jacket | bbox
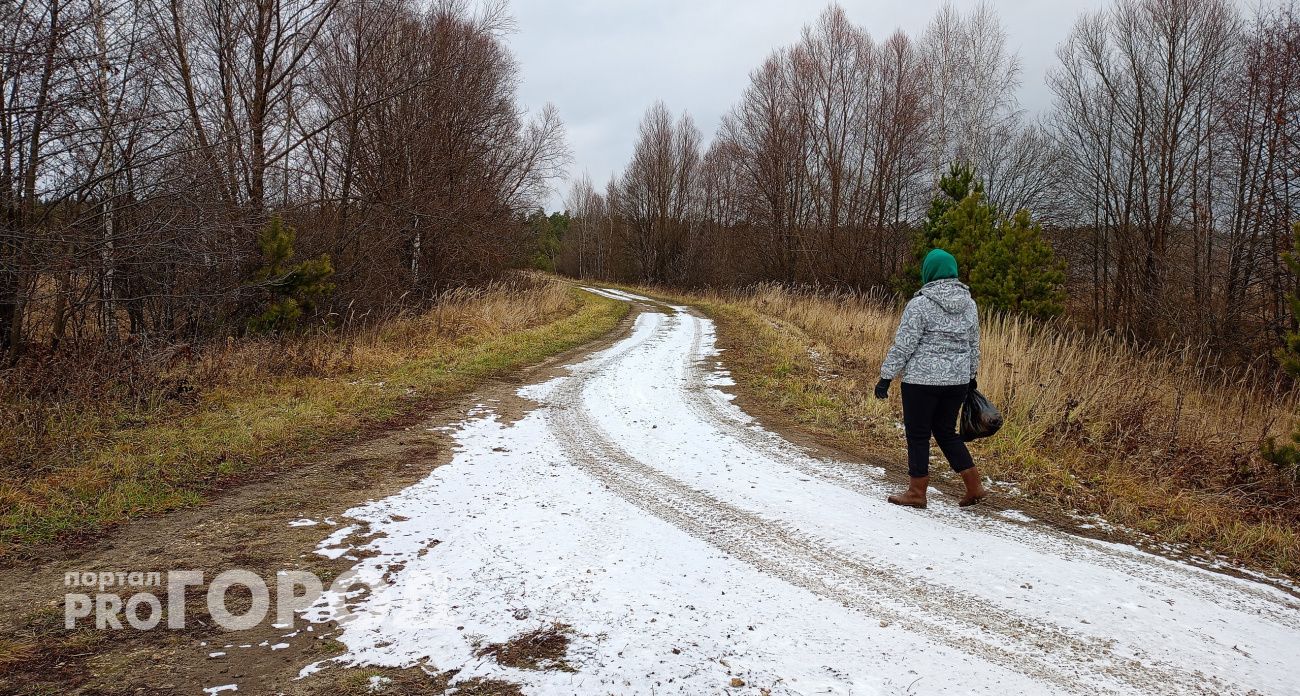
[880,279,980,386]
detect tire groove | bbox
[545,305,1231,695]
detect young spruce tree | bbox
[969,210,1067,318]
[248,216,335,334]
[900,164,982,292]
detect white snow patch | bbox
[315,524,357,559]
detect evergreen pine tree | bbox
[1277,222,1300,377]
[528,210,569,272]
[931,188,997,280]
[901,162,1066,320]
[248,216,335,334]
[969,209,1067,319]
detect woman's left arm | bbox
[881,300,924,380]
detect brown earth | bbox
[0,311,640,696]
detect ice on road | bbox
[303,289,1300,695]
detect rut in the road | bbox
[543,305,1231,696]
[672,308,1300,630]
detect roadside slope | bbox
[1,280,628,558]
[0,282,631,695]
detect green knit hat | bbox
[921,248,959,285]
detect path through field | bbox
[300,289,1300,695]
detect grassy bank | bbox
[636,283,1299,579]
[0,278,627,556]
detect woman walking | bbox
[874,249,988,508]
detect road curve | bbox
[301,288,1300,695]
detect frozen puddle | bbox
[301,290,1300,695]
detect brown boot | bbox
[958,467,989,507]
[888,476,929,509]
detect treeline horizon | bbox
[555,0,1299,361]
[3,0,1298,369]
[1,0,568,360]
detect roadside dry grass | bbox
[0,276,627,556]
[634,283,1300,579]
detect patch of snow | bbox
[578,287,630,301]
[202,686,237,695]
[296,660,328,679]
[288,518,317,527]
[315,524,357,559]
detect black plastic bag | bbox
[960,389,1004,442]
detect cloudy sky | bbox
[503,0,1119,210]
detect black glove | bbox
[874,378,891,399]
[968,377,978,392]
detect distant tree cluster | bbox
[560,4,1046,290]
[557,0,1300,357]
[0,0,567,356]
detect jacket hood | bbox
[918,278,973,314]
[921,248,960,284]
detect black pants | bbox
[901,382,975,478]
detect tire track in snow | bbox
[544,307,1230,696]
[666,304,1300,630]
[307,288,1299,695]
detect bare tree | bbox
[0,0,568,359]
[921,3,1023,189]
[1050,0,1240,337]
[614,102,700,284]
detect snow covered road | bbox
[302,289,1300,695]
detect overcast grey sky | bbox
[504,0,1109,210]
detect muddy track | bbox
[543,304,1229,696]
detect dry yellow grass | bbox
[650,283,1300,579]
[0,276,628,553]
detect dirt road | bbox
[297,289,1300,695]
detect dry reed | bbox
[697,283,1300,577]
